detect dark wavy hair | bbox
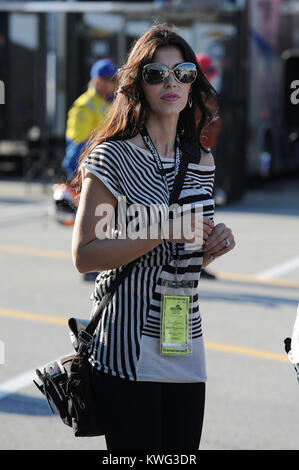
[71,24,218,197]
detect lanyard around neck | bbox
[139,127,181,195]
[140,127,182,262]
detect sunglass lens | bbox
[174,64,197,83]
[143,64,168,84]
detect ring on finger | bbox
[207,253,215,261]
[224,238,230,248]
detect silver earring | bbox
[188,94,192,108]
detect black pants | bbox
[91,368,206,451]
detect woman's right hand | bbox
[163,213,214,246]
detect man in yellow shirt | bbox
[62,58,117,179]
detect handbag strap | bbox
[76,145,190,352]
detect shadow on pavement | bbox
[217,177,299,217]
[0,393,53,416]
[200,291,298,309]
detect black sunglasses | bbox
[142,62,197,85]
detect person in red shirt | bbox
[196,53,221,152]
[196,54,222,280]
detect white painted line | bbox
[0,369,41,401]
[256,256,299,279]
[0,353,72,401]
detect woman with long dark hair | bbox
[71,24,235,450]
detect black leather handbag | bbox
[33,138,190,437]
[33,261,137,437]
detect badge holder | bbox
[160,264,194,356]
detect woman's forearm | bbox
[73,227,163,273]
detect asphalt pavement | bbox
[0,176,299,451]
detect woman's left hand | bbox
[203,222,235,264]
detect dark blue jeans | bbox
[91,367,206,451]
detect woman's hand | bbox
[202,222,235,266]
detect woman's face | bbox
[141,46,192,118]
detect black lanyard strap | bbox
[139,127,181,189]
[140,127,185,260]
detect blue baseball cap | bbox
[90,58,118,79]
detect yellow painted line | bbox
[0,307,68,326]
[215,270,299,289]
[0,306,289,363]
[204,341,288,363]
[0,244,71,260]
[1,244,299,289]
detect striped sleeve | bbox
[81,142,123,199]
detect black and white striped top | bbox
[81,138,215,382]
